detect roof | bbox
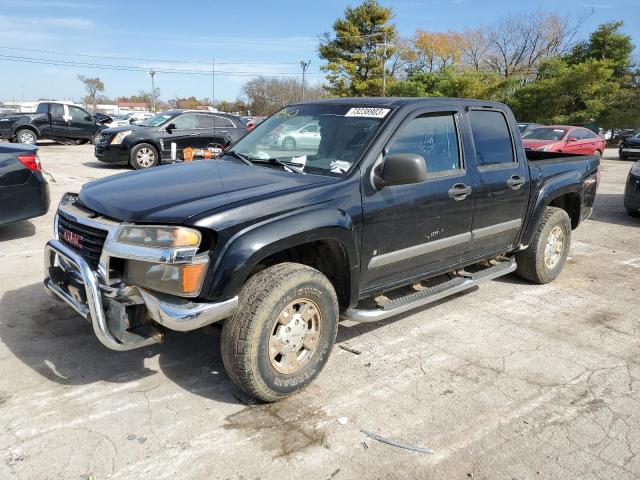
[293,96,508,109]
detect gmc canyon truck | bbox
[0,102,110,145]
[44,98,599,402]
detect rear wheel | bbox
[627,209,640,218]
[515,207,572,284]
[15,129,37,145]
[130,143,159,169]
[282,137,296,151]
[221,262,339,402]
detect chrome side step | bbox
[340,260,517,323]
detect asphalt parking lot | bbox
[1,143,639,479]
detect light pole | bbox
[149,70,156,113]
[300,60,311,100]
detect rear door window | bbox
[468,110,515,167]
[50,104,64,118]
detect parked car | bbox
[44,98,599,402]
[125,112,153,124]
[94,109,248,169]
[0,102,111,145]
[517,122,542,135]
[522,125,605,157]
[625,161,640,217]
[266,122,321,150]
[619,132,640,160]
[0,143,49,226]
[103,114,132,128]
[613,129,640,145]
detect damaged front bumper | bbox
[44,240,238,351]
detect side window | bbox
[302,124,318,133]
[468,110,515,167]
[50,104,64,117]
[386,113,461,174]
[213,116,234,128]
[36,103,49,114]
[172,113,197,129]
[581,129,597,139]
[196,114,215,128]
[69,106,88,121]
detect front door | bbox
[161,113,200,159]
[360,109,474,293]
[462,108,529,261]
[67,105,95,139]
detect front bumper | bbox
[620,147,640,158]
[44,231,238,351]
[94,142,129,163]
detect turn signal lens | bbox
[181,263,207,294]
[124,259,208,297]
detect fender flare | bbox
[519,169,583,246]
[12,122,41,138]
[203,207,359,303]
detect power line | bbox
[0,53,324,76]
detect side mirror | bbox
[165,123,176,133]
[567,136,578,142]
[128,117,135,124]
[373,153,428,189]
[84,114,92,121]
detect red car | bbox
[522,125,605,158]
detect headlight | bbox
[124,258,208,297]
[117,225,201,249]
[631,161,640,176]
[111,130,132,144]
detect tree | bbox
[566,21,633,76]
[242,77,323,116]
[78,75,104,112]
[319,0,396,96]
[408,30,463,74]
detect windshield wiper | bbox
[224,150,254,167]
[252,158,305,173]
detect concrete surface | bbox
[0,144,638,480]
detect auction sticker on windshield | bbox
[345,107,390,118]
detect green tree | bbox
[318,0,396,96]
[566,21,633,76]
[509,58,620,126]
[78,75,104,112]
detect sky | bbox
[0,0,638,103]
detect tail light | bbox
[17,153,41,172]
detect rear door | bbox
[462,108,529,261]
[67,105,95,139]
[195,114,234,149]
[360,108,474,292]
[49,103,68,137]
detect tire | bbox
[15,129,37,145]
[282,136,296,151]
[627,209,640,218]
[221,262,339,402]
[515,207,572,284]
[129,143,159,169]
[75,139,89,145]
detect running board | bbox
[340,260,517,323]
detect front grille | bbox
[99,133,113,143]
[57,211,108,268]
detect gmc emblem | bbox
[61,228,83,249]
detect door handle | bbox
[448,183,472,201]
[507,175,525,189]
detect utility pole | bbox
[149,70,156,113]
[212,58,215,109]
[300,60,311,100]
[381,33,390,97]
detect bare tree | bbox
[242,77,324,116]
[483,11,588,77]
[460,27,491,71]
[78,75,104,112]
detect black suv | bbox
[94,109,248,169]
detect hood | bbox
[78,160,335,223]
[101,124,145,134]
[623,137,640,146]
[522,139,559,150]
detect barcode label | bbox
[345,107,390,118]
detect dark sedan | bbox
[95,110,248,169]
[0,143,50,226]
[619,132,640,160]
[625,161,640,217]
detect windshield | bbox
[140,112,173,127]
[633,132,640,139]
[523,127,567,141]
[227,104,391,176]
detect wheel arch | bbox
[201,209,360,309]
[13,124,40,139]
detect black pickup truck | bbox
[0,102,110,145]
[44,98,599,402]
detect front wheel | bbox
[515,207,572,284]
[130,143,159,169]
[15,129,37,145]
[282,136,296,151]
[627,209,640,218]
[221,263,339,402]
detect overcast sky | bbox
[0,0,637,103]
